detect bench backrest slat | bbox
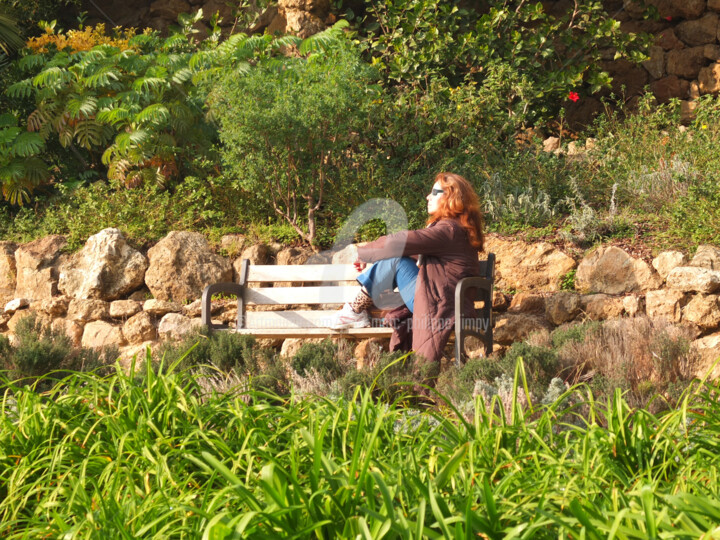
[245,285,360,306]
[247,264,359,282]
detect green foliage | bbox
[560,269,576,291]
[3,358,720,537]
[291,339,344,382]
[0,313,114,385]
[212,25,376,246]
[502,341,560,397]
[361,0,648,126]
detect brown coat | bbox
[357,219,480,363]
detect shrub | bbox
[0,313,115,384]
[291,339,345,382]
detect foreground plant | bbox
[1,354,720,538]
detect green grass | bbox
[2,353,720,538]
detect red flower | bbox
[568,91,580,103]
[665,16,672,21]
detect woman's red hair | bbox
[428,172,484,251]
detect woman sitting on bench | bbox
[330,172,485,368]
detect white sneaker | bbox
[329,303,370,329]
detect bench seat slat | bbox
[244,310,385,329]
[247,264,361,282]
[234,327,394,338]
[245,286,360,306]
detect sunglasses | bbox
[430,188,444,196]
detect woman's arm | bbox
[357,221,458,263]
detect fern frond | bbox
[115,129,150,153]
[274,35,302,51]
[74,121,105,150]
[107,158,131,181]
[128,33,154,48]
[10,131,44,157]
[0,127,21,146]
[6,79,33,99]
[96,107,132,126]
[46,52,72,69]
[171,67,192,84]
[21,157,50,184]
[162,33,187,51]
[66,94,98,120]
[135,103,170,125]
[26,109,49,132]
[18,54,45,71]
[133,76,168,93]
[32,66,71,89]
[84,66,121,89]
[298,20,349,55]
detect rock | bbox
[492,290,509,311]
[15,235,66,300]
[650,75,690,103]
[276,247,312,266]
[545,292,582,325]
[712,0,720,11]
[646,289,688,322]
[109,300,143,319]
[692,331,720,379]
[699,62,720,93]
[602,58,648,98]
[149,0,190,19]
[283,9,326,38]
[656,28,685,50]
[666,266,720,293]
[50,318,84,347]
[484,237,576,292]
[201,0,235,20]
[705,44,720,60]
[38,296,70,317]
[690,244,720,269]
[143,298,183,316]
[280,337,323,357]
[331,244,358,265]
[67,299,110,322]
[623,294,645,317]
[117,341,157,374]
[683,294,720,329]
[667,47,708,79]
[81,321,125,349]
[681,100,699,123]
[58,228,148,301]
[354,338,387,370]
[543,136,560,152]
[6,310,32,334]
[580,294,626,321]
[643,45,665,79]
[672,0,707,19]
[575,246,662,294]
[241,243,271,265]
[508,293,546,313]
[493,313,553,345]
[183,298,203,318]
[122,312,158,344]
[677,13,718,47]
[157,313,202,340]
[652,251,688,279]
[145,231,232,302]
[0,241,16,290]
[220,234,246,258]
[4,298,28,314]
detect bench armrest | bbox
[201,282,245,331]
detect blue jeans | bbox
[356,257,419,313]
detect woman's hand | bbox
[354,259,367,272]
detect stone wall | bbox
[4,228,720,377]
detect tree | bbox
[212,25,378,248]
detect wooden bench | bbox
[201,254,495,364]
